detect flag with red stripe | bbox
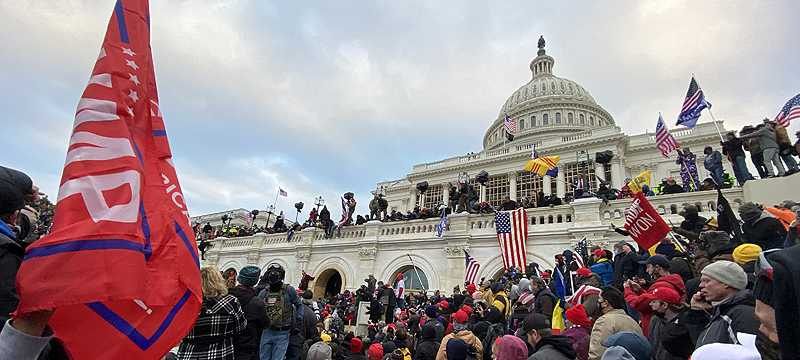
[15,1,202,358]
[464,250,481,284]
[775,93,800,128]
[495,208,528,270]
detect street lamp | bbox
[314,196,325,212]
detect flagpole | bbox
[406,253,427,293]
[706,109,726,142]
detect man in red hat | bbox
[644,287,692,359]
[624,255,686,337]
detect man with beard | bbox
[644,287,692,360]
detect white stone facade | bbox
[199,40,756,295]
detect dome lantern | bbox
[530,35,554,79]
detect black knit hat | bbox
[0,178,25,215]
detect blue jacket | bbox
[590,259,614,286]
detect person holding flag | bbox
[2,1,202,359]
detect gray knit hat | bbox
[237,266,261,287]
[701,260,747,290]
[307,341,332,360]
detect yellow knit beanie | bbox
[732,243,762,265]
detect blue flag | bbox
[435,208,448,238]
[676,77,711,128]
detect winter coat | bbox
[177,295,247,360]
[528,335,577,360]
[612,252,639,287]
[380,287,397,307]
[415,340,440,360]
[588,309,642,360]
[589,259,614,287]
[721,137,746,158]
[533,288,556,320]
[0,229,23,324]
[741,125,779,150]
[769,245,800,360]
[685,290,759,349]
[228,285,259,360]
[624,274,686,337]
[741,214,787,250]
[648,311,692,360]
[703,150,723,172]
[436,330,483,360]
[300,303,319,342]
[562,326,590,360]
[774,124,792,148]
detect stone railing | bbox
[207,188,745,256]
[600,188,744,222]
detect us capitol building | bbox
[200,39,763,297]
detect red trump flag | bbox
[15,0,202,358]
[623,192,671,251]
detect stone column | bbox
[479,185,486,203]
[557,170,566,198]
[611,161,624,188]
[409,189,418,210]
[442,184,450,208]
[595,163,606,182]
[543,175,552,195]
[508,172,517,201]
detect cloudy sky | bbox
[2,0,798,218]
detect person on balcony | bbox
[721,131,755,185]
[676,148,701,192]
[660,178,684,195]
[703,146,724,187]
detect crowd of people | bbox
[147,195,800,360]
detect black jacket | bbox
[742,216,787,251]
[686,290,759,348]
[0,230,23,324]
[770,245,800,360]
[529,335,577,360]
[722,137,746,158]
[414,339,439,360]
[379,287,396,307]
[613,251,639,287]
[648,310,693,360]
[300,303,318,341]
[229,285,259,360]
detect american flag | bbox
[775,93,800,128]
[495,208,528,270]
[504,114,516,140]
[656,114,679,157]
[574,237,588,267]
[279,188,288,197]
[464,250,481,284]
[676,76,711,128]
[434,208,448,237]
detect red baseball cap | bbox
[576,267,593,278]
[452,309,469,324]
[593,249,606,258]
[644,287,681,305]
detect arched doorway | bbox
[312,269,343,299]
[391,265,429,292]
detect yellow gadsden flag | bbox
[523,155,560,176]
[628,170,652,193]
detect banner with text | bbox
[623,192,671,250]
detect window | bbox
[485,174,509,208]
[565,162,598,193]
[531,115,537,126]
[555,112,561,124]
[422,184,443,209]
[543,114,549,125]
[590,116,595,126]
[393,266,428,291]
[520,118,525,130]
[568,113,574,124]
[516,171,544,207]
[579,114,585,125]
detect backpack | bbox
[482,323,507,360]
[263,284,295,329]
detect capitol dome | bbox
[484,37,615,149]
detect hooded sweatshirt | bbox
[435,330,483,360]
[529,335,578,360]
[415,325,440,360]
[740,205,786,250]
[624,274,685,337]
